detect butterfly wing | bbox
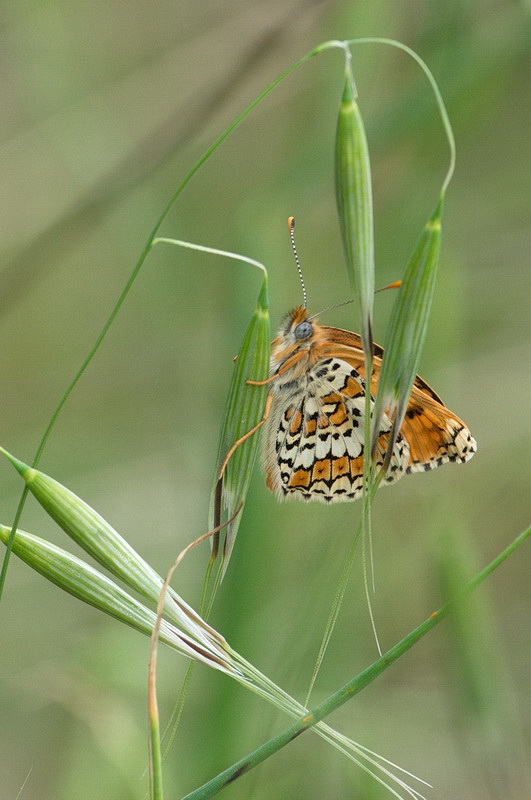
[401,386,477,472]
[263,356,410,503]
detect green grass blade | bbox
[209,277,270,574]
[149,709,164,800]
[152,237,270,574]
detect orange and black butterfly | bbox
[260,304,476,503]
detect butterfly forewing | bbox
[401,390,476,473]
[261,306,476,503]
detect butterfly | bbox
[256,304,476,503]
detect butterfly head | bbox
[284,305,314,340]
[278,305,316,345]
[270,305,327,381]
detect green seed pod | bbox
[209,277,270,571]
[335,63,374,355]
[371,198,444,463]
[0,523,236,673]
[0,448,228,653]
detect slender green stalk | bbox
[149,706,164,800]
[181,527,529,799]
[153,237,271,579]
[150,240,272,572]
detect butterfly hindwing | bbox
[264,356,410,503]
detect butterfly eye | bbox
[293,320,313,341]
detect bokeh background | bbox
[1,2,529,798]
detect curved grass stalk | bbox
[342,37,455,192]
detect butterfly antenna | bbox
[288,217,307,308]
[309,298,354,321]
[310,281,401,321]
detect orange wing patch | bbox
[312,459,332,482]
[402,390,476,471]
[331,456,349,478]
[289,468,311,489]
[289,409,303,435]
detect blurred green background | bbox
[1,1,529,798]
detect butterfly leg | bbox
[218,393,272,480]
[246,375,277,386]
[246,349,307,387]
